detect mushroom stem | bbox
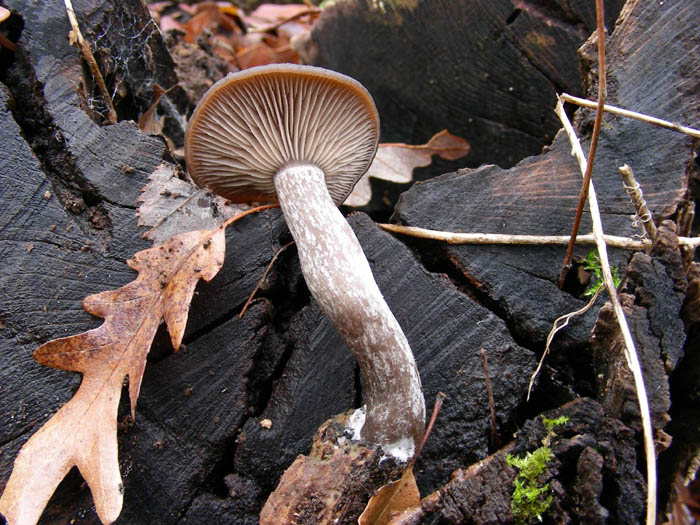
[274,163,425,452]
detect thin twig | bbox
[411,392,446,467]
[558,0,607,289]
[556,99,657,525]
[220,203,279,230]
[377,224,700,249]
[64,0,117,124]
[239,241,294,318]
[561,93,700,139]
[480,349,500,450]
[527,287,602,401]
[619,164,657,242]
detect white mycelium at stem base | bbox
[274,163,426,452]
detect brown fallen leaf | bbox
[0,226,226,524]
[358,465,420,525]
[670,475,700,525]
[149,3,316,73]
[344,129,470,207]
[358,392,446,525]
[235,38,298,69]
[181,2,241,45]
[245,4,319,35]
[137,84,177,136]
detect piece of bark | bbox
[297,0,625,176]
[164,30,235,107]
[573,446,608,524]
[590,224,686,441]
[16,0,189,138]
[260,411,406,524]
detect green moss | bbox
[507,416,569,523]
[542,415,570,435]
[507,448,553,523]
[583,250,621,297]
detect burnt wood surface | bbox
[298,0,625,178]
[393,398,645,524]
[1,0,699,523]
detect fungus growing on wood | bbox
[185,64,425,454]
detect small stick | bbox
[561,93,700,139]
[64,0,118,124]
[239,241,294,318]
[556,98,657,525]
[220,203,278,230]
[411,392,446,466]
[558,0,607,289]
[618,164,657,241]
[480,349,500,450]
[378,223,700,250]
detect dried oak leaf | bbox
[344,129,470,207]
[138,163,246,244]
[358,465,420,525]
[0,227,226,525]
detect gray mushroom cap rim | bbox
[184,63,380,205]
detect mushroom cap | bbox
[185,64,380,205]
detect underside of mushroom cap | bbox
[185,64,380,205]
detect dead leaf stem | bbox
[0,32,15,51]
[527,286,602,401]
[412,392,446,466]
[64,0,118,124]
[239,239,294,318]
[248,7,321,33]
[558,0,607,289]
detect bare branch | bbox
[377,223,700,250]
[561,93,700,139]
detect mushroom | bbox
[185,64,425,455]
